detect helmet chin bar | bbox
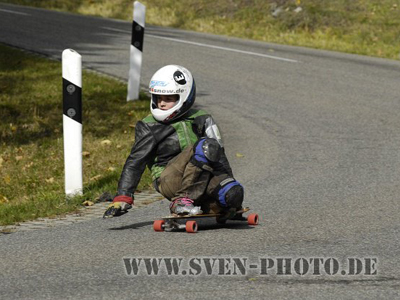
[151,94,183,122]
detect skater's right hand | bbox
[103,196,133,218]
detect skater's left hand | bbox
[103,196,133,218]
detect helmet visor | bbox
[152,94,179,111]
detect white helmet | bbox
[149,65,196,123]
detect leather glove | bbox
[103,195,133,218]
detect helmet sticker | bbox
[173,71,186,85]
[150,80,168,88]
[150,88,185,93]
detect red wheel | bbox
[247,213,259,225]
[153,220,165,232]
[186,221,198,233]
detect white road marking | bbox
[147,34,299,63]
[102,27,129,34]
[0,8,29,16]
[102,26,299,63]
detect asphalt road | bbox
[1,3,400,299]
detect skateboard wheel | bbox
[186,221,198,233]
[153,220,165,232]
[247,213,259,225]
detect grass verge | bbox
[0,44,152,225]
[2,0,400,60]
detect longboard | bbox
[153,207,259,233]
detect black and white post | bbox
[127,1,146,101]
[62,49,83,197]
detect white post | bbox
[127,1,146,101]
[62,49,83,196]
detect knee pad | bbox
[214,178,244,208]
[191,138,222,169]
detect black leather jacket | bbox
[117,109,233,197]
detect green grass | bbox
[0,44,152,225]
[2,0,400,60]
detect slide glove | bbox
[103,195,133,218]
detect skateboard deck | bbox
[153,207,259,233]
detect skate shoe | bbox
[169,197,202,216]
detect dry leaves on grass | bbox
[0,195,9,204]
[100,140,112,146]
[24,162,34,169]
[82,200,94,206]
[90,175,102,181]
[3,175,11,185]
[45,177,55,184]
